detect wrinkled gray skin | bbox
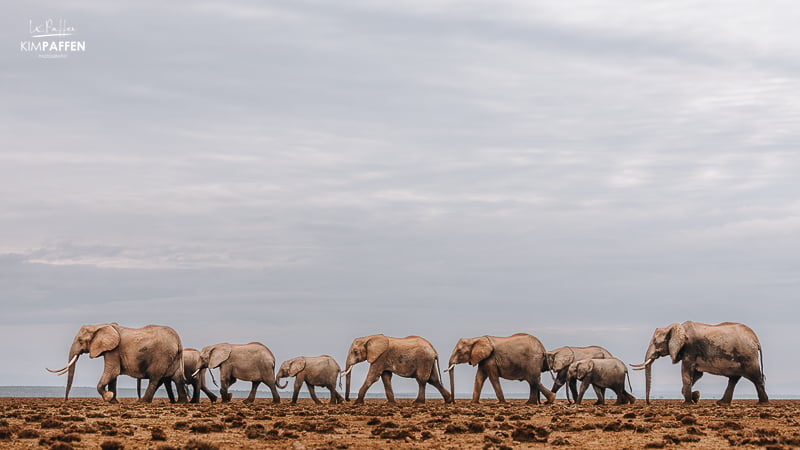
[447,334,555,404]
[344,334,452,404]
[567,358,635,405]
[137,348,218,403]
[197,342,280,403]
[276,355,344,404]
[545,346,614,401]
[47,323,187,403]
[632,321,768,405]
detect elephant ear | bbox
[553,350,574,372]
[667,323,687,364]
[469,337,493,366]
[288,357,306,377]
[89,325,120,358]
[209,344,233,369]
[577,360,594,380]
[366,335,390,363]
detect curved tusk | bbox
[191,368,200,378]
[630,358,654,368]
[46,355,78,374]
[443,363,455,373]
[339,366,353,377]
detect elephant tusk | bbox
[443,364,455,373]
[46,355,78,374]
[191,368,200,378]
[630,358,654,368]
[339,366,353,378]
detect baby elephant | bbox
[276,355,344,404]
[567,358,635,405]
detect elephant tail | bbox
[210,368,219,388]
[759,345,766,384]
[626,369,633,392]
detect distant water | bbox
[2,386,796,399]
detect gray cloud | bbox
[1,1,798,397]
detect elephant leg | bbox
[329,385,343,404]
[576,380,590,405]
[414,379,427,404]
[487,369,505,404]
[718,376,741,406]
[291,378,303,404]
[427,376,453,403]
[163,378,176,403]
[569,378,579,403]
[355,365,382,404]
[595,386,606,405]
[307,383,322,404]
[536,379,556,404]
[220,378,232,403]
[98,359,120,403]
[190,381,201,403]
[680,363,697,404]
[107,378,118,403]
[526,380,540,405]
[200,378,218,403]
[244,381,260,403]
[171,374,188,404]
[592,384,604,404]
[744,373,769,404]
[472,368,488,403]
[381,371,397,404]
[613,386,626,405]
[140,378,160,403]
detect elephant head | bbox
[47,324,121,401]
[342,334,389,401]
[631,323,687,404]
[545,348,576,373]
[198,344,233,372]
[445,337,493,401]
[571,360,594,381]
[276,357,306,389]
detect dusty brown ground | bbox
[1,397,798,449]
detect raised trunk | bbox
[645,364,652,405]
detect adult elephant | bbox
[47,323,187,403]
[545,346,614,401]
[445,333,555,404]
[341,334,452,404]
[631,321,768,405]
[137,348,218,403]
[196,342,280,403]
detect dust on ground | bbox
[1,398,798,449]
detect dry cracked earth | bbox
[0,398,798,449]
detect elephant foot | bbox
[716,399,732,407]
[272,399,280,404]
[545,392,556,405]
[354,398,365,405]
[413,399,425,405]
[243,398,254,404]
[102,392,115,402]
[525,399,540,405]
[758,399,769,405]
[594,401,604,406]
[692,391,700,403]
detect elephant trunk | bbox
[276,378,288,389]
[64,345,81,401]
[449,367,455,402]
[645,363,652,405]
[345,370,352,401]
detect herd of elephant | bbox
[47,321,769,407]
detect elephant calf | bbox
[567,358,635,405]
[276,355,344,404]
[197,342,281,403]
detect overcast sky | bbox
[2,1,799,397]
